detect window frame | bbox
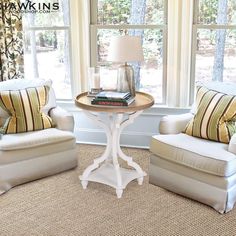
[190,0,236,104]
[22,8,73,101]
[89,0,168,105]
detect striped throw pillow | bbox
[185,86,236,143]
[0,86,54,134]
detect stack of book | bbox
[91,91,135,106]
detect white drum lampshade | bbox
[107,35,144,97]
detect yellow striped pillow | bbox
[185,86,236,143]
[0,86,54,134]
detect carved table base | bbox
[80,110,146,198]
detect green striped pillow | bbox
[185,86,236,143]
[0,86,54,134]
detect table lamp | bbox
[107,35,144,97]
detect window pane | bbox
[198,0,236,25]
[97,0,164,25]
[22,0,69,27]
[97,29,164,103]
[23,30,72,99]
[195,29,236,83]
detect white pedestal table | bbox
[75,91,154,198]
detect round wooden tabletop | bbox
[75,91,154,113]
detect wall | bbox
[58,102,190,149]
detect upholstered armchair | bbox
[0,79,78,194]
[150,82,236,213]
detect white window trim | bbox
[89,0,168,105]
[24,0,236,108]
[190,0,236,104]
[70,0,236,109]
[24,26,69,30]
[23,0,93,101]
[23,9,73,101]
[68,0,194,108]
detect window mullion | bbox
[93,24,166,29]
[164,0,168,25]
[193,0,199,24]
[24,26,70,31]
[162,27,167,105]
[190,25,198,105]
[195,24,236,29]
[90,0,98,24]
[90,0,98,67]
[90,25,97,67]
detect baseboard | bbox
[76,141,149,149]
[74,128,155,149]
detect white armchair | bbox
[229,134,236,155]
[0,79,78,194]
[150,82,236,213]
[159,113,194,134]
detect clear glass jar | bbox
[88,67,102,94]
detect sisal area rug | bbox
[0,144,236,236]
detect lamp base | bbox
[117,64,135,97]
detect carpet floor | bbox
[0,144,236,236]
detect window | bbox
[22,0,72,99]
[191,0,236,88]
[90,0,168,104]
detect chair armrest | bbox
[229,134,236,155]
[49,107,74,132]
[159,113,194,134]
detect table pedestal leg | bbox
[80,111,145,198]
[117,111,146,186]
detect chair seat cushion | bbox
[150,133,236,177]
[0,128,74,151]
[150,154,236,190]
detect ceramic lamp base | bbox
[117,64,135,97]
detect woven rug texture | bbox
[0,144,236,236]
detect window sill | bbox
[56,99,191,115]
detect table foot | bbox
[81,180,88,189]
[116,189,123,198]
[137,177,144,185]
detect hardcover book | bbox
[91,96,135,106]
[95,91,131,100]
